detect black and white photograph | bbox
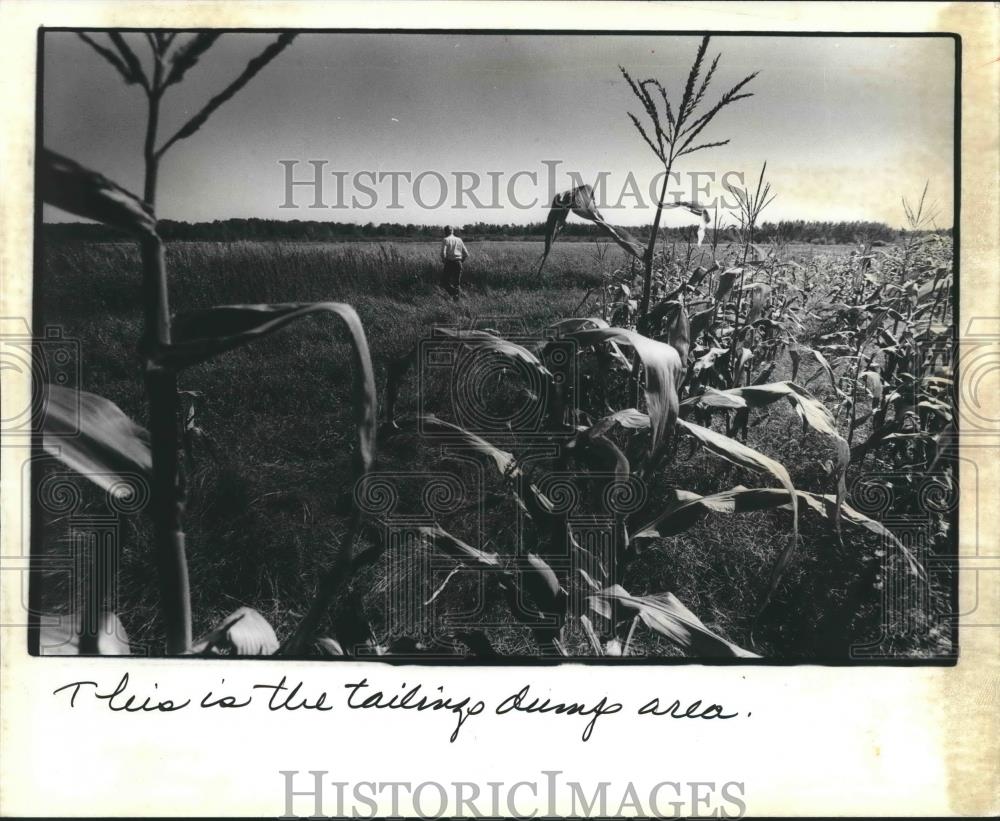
[2,3,998,819]
[31,28,960,662]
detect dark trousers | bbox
[443,259,463,297]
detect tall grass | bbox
[44,240,604,315]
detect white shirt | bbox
[441,235,469,262]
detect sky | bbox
[42,32,955,229]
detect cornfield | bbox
[35,33,954,660]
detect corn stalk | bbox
[621,38,758,328]
[617,38,757,403]
[727,163,775,386]
[136,41,191,653]
[64,31,298,653]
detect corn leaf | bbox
[779,490,926,580]
[167,302,376,472]
[663,201,711,245]
[40,149,156,237]
[189,607,279,656]
[42,384,152,500]
[742,282,772,324]
[385,328,552,427]
[687,381,839,436]
[589,585,759,658]
[39,611,131,656]
[432,328,553,379]
[634,485,808,542]
[791,345,837,389]
[559,185,645,258]
[578,614,605,655]
[546,316,610,335]
[687,263,717,289]
[691,346,728,377]
[314,637,346,656]
[164,32,223,86]
[587,408,651,439]
[156,33,297,157]
[77,33,145,88]
[563,327,683,453]
[107,33,148,90]
[523,552,567,613]
[676,419,798,599]
[678,419,796,506]
[715,268,741,303]
[548,317,632,370]
[681,386,745,410]
[415,414,518,475]
[860,370,884,407]
[538,185,644,274]
[391,415,554,518]
[689,306,717,340]
[641,300,691,360]
[418,524,501,569]
[633,484,925,582]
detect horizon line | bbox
[42,217,954,231]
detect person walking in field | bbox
[440,225,469,299]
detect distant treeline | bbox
[43,218,951,245]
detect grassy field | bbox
[38,237,952,659]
